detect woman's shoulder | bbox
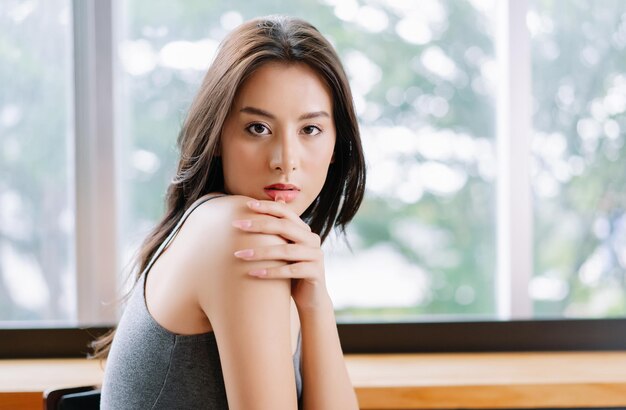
[182,193,288,284]
[193,193,259,221]
[185,193,293,330]
[188,193,287,248]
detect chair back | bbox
[43,385,100,410]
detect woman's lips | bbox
[264,189,299,203]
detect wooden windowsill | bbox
[2,351,626,409]
[346,351,626,409]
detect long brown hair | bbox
[92,15,366,359]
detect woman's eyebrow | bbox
[240,106,330,120]
[240,106,275,119]
[299,111,330,120]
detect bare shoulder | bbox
[182,194,290,308]
[185,194,288,265]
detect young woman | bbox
[96,15,365,409]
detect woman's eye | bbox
[302,125,322,136]
[246,123,270,135]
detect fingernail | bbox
[234,249,254,258]
[248,269,267,277]
[247,200,261,208]
[232,219,252,229]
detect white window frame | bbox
[495,0,533,320]
[73,0,118,324]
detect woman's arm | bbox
[233,199,359,410]
[192,199,298,409]
[298,293,359,409]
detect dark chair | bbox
[43,385,101,410]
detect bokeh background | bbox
[1,0,625,324]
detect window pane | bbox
[0,0,75,323]
[323,0,497,321]
[531,0,626,317]
[118,0,497,321]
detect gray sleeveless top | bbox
[101,194,303,409]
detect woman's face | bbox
[220,62,336,215]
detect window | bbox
[2,0,625,352]
[530,0,626,318]
[0,0,76,324]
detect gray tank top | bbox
[101,194,303,409]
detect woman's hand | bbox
[231,198,329,312]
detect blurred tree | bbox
[1,0,624,323]
[531,0,626,317]
[0,0,74,321]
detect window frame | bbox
[73,0,119,324]
[2,0,625,359]
[496,0,533,319]
[3,319,626,359]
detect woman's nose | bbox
[269,136,299,174]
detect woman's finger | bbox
[234,243,322,262]
[247,261,318,279]
[246,199,311,232]
[232,216,317,245]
